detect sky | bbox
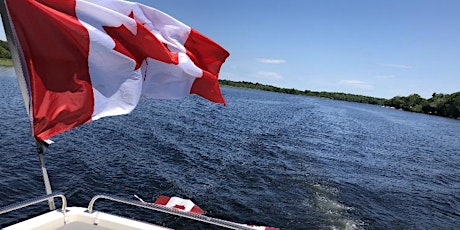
[1,0,459,99]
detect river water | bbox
[0,67,459,229]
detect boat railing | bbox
[0,192,67,216]
[88,194,255,230]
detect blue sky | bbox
[2,0,459,99]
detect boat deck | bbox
[55,222,111,230]
[3,207,172,230]
[1,193,268,230]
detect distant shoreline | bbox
[219,80,460,120]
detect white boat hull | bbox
[4,207,172,230]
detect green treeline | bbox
[0,40,11,59]
[0,40,13,66]
[219,80,386,105]
[220,80,460,119]
[384,93,460,118]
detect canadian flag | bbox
[154,195,204,215]
[243,225,280,230]
[154,195,279,229]
[5,0,229,140]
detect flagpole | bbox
[0,0,31,113]
[36,139,56,210]
[0,1,55,211]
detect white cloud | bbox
[256,58,286,64]
[339,80,373,89]
[379,63,413,69]
[253,71,283,80]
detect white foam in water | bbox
[312,183,365,230]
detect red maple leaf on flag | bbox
[103,12,179,70]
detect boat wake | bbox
[311,183,365,230]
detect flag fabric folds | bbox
[5,0,229,140]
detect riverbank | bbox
[219,80,460,120]
[0,58,13,67]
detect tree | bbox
[0,40,11,59]
[445,92,460,118]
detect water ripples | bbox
[1,72,460,229]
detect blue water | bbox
[0,66,459,229]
